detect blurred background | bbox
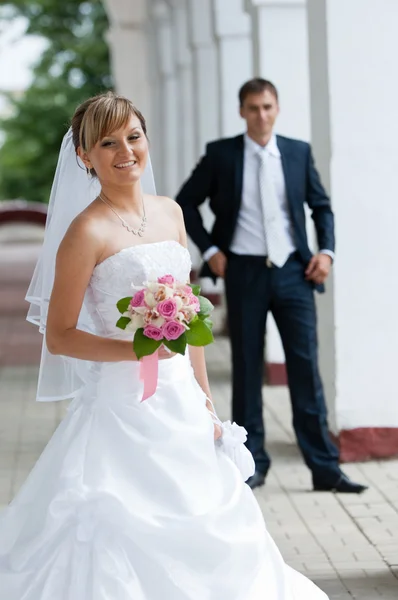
[0,2,398,596]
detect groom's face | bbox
[240,90,279,138]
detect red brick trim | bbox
[0,200,47,226]
[262,361,398,463]
[335,427,398,463]
[266,362,288,386]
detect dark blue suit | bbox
[176,134,341,484]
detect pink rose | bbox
[162,320,186,341]
[180,284,192,295]
[157,298,178,320]
[143,325,164,341]
[175,284,192,298]
[131,289,145,308]
[188,294,200,312]
[158,274,175,285]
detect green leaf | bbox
[198,295,214,317]
[186,319,214,347]
[117,297,132,314]
[203,317,214,330]
[163,333,187,356]
[133,328,162,360]
[116,316,131,330]
[188,283,201,296]
[197,314,214,330]
[0,1,112,204]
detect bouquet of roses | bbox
[115,274,214,400]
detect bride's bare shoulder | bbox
[59,201,106,258]
[146,194,183,218]
[145,194,186,244]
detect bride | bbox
[0,92,329,599]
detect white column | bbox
[188,0,220,154]
[169,0,196,184]
[103,0,152,118]
[186,0,221,276]
[151,0,179,198]
[308,0,398,441]
[245,0,310,140]
[245,0,314,372]
[146,15,164,191]
[212,0,253,136]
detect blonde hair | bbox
[71,91,147,155]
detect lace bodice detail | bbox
[86,240,192,338]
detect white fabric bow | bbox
[220,421,248,448]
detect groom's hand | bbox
[208,251,227,278]
[305,253,332,285]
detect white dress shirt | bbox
[229,133,295,257]
[203,132,334,264]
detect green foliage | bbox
[185,319,214,347]
[188,283,201,297]
[116,316,131,331]
[133,329,162,361]
[163,334,187,356]
[117,297,133,315]
[0,1,112,203]
[198,295,214,317]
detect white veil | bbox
[26,127,156,401]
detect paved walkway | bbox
[0,235,397,599]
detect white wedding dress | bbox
[0,240,328,599]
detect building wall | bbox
[103,0,398,461]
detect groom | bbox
[177,78,367,493]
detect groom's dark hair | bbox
[239,78,279,106]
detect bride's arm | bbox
[46,216,137,361]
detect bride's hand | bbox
[158,346,177,360]
[214,423,223,441]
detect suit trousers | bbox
[224,251,340,482]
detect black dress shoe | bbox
[313,473,368,494]
[246,471,266,490]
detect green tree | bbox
[0,1,112,203]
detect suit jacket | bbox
[176,134,334,290]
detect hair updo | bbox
[71,91,147,176]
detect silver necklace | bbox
[99,192,147,237]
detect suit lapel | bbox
[233,135,244,218]
[276,136,296,214]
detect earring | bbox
[86,167,92,180]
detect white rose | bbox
[144,290,157,308]
[151,315,166,328]
[147,281,160,293]
[174,296,183,311]
[126,313,145,333]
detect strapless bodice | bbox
[86,240,192,340]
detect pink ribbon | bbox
[139,350,159,402]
